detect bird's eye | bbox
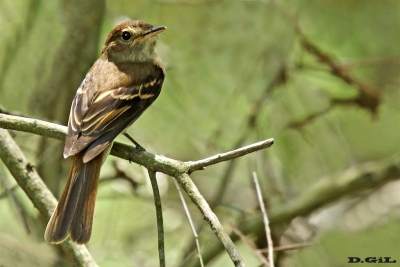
[121,31,132,40]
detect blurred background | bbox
[0,0,399,266]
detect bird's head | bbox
[102,20,166,63]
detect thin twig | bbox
[148,170,165,267]
[0,184,19,199]
[210,134,248,208]
[258,242,315,253]
[340,55,400,69]
[187,139,274,173]
[253,172,274,267]
[231,226,270,266]
[176,173,245,267]
[172,178,204,267]
[0,169,30,234]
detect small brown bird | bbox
[44,20,166,244]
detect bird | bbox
[44,20,166,244]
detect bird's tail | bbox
[44,150,103,244]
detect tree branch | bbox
[0,113,66,141]
[187,139,274,173]
[297,27,380,114]
[173,178,204,267]
[253,172,274,267]
[231,226,270,266]
[148,170,165,267]
[175,173,245,267]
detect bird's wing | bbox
[64,63,164,162]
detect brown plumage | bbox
[44,20,166,244]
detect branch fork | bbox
[0,113,275,267]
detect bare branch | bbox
[0,169,30,234]
[253,172,274,267]
[297,27,380,114]
[231,226,270,266]
[0,114,66,141]
[148,170,165,267]
[186,139,274,173]
[173,178,204,267]
[0,184,18,199]
[175,173,245,266]
[258,242,315,253]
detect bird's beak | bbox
[141,26,167,39]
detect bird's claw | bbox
[128,145,146,162]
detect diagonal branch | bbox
[176,173,245,267]
[173,178,204,267]
[297,27,380,114]
[231,226,270,266]
[0,128,98,267]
